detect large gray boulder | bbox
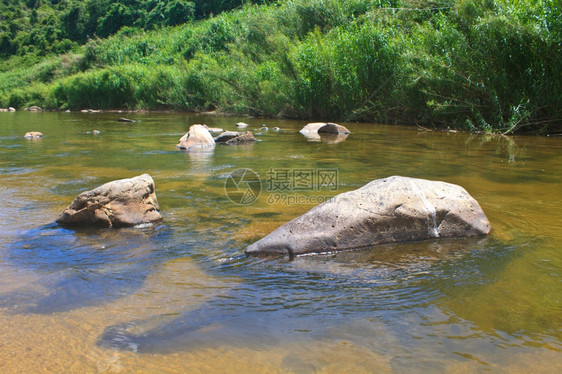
[177,124,215,150]
[56,174,162,228]
[246,176,491,256]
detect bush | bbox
[53,68,136,109]
[289,22,399,120]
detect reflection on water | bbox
[0,112,561,372]
[301,131,349,144]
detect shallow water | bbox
[0,111,560,373]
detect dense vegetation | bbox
[0,0,271,57]
[1,0,560,134]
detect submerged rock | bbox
[246,176,491,256]
[56,174,162,228]
[177,124,215,150]
[118,117,135,123]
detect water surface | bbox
[0,112,560,373]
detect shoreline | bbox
[8,107,560,137]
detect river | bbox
[0,111,560,373]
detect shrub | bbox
[53,68,136,109]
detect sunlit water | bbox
[0,111,560,373]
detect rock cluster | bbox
[49,120,492,247]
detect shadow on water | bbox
[97,236,522,355]
[0,223,175,314]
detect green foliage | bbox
[0,0,269,59]
[289,23,399,120]
[0,0,560,134]
[400,0,562,132]
[52,68,136,109]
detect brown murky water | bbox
[0,112,560,373]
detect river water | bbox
[0,112,560,373]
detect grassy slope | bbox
[0,0,560,134]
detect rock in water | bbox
[177,124,215,150]
[299,122,350,135]
[56,174,162,228]
[246,176,491,256]
[214,131,241,143]
[224,131,257,145]
[24,131,43,139]
[214,131,257,144]
[317,123,350,134]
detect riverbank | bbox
[1,0,560,135]
[6,106,562,137]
